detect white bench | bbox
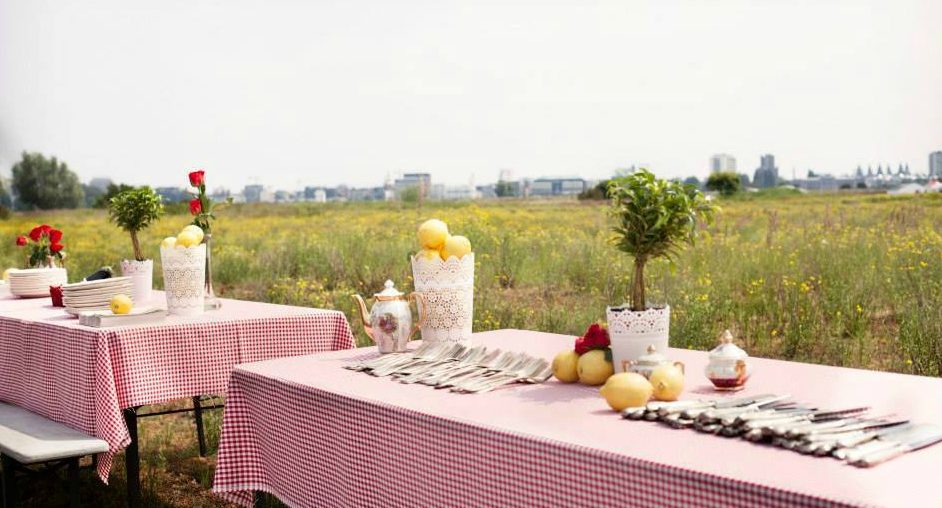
[0,402,108,507]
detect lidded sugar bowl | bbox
[626,345,685,379]
[705,330,751,391]
[352,280,427,354]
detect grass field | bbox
[2,192,942,505]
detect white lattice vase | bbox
[411,253,474,344]
[160,245,206,316]
[121,259,153,303]
[606,305,671,374]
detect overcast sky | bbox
[1,0,940,191]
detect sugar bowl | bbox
[705,330,751,391]
[625,344,684,379]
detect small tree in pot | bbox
[109,187,164,302]
[606,170,715,369]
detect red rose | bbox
[189,170,205,187]
[49,229,63,243]
[29,226,44,242]
[574,323,610,355]
[50,242,64,253]
[15,236,28,246]
[574,336,589,355]
[40,224,52,234]
[189,198,202,215]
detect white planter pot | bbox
[121,259,153,303]
[606,305,671,374]
[411,253,474,344]
[160,245,206,316]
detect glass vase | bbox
[204,233,222,310]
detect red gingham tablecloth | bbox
[0,288,354,481]
[213,329,942,508]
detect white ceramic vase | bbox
[606,305,671,374]
[160,244,206,316]
[411,253,474,344]
[121,259,153,303]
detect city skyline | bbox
[1,0,941,190]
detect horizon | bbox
[2,1,940,190]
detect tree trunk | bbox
[631,258,646,311]
[130,230,143,262]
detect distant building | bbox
[394,173,431,198]
[429,184,480,201]
[930,151,942,177]
[752,154,779,188]
[243,185,274,203]
[710,154,737,173]
[530,177,587,197]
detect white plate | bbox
[62,285,133,297]
[62,277,131,290]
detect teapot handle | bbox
[408,292,428,341]
[673,361,685,375]
[622,359,636,373]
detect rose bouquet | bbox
[15,224,66,268]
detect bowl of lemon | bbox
[159,225,207,316]
[411,219,475,344]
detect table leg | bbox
[1,454,16,508]
[68,458,80,508]
[253,491,264,508]
[123,407,141,508]
[193,396,207,457]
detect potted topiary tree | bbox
[108,186,164,302]
[606,170,715,371]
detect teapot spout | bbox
[350,294,374,339]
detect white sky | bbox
[1,0,940,190]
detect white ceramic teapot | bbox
[704,330,751,391]
[352,280,427,354]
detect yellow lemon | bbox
[176,230,199,248]
[2,268,14,282]
[551,350,580,383]
[160,236,177,249]
[577,349,614,386]
[110,294,133,315]
[182,225,205,244]
[440,235,472,260]
[417,219,449,250]
[416,248,441,262]
[650,364,685,401]
[600,373,654,412]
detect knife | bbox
[851,424,942,467]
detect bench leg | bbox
[68,458,80,508]
[193,396,207,457]
[1,454,16,508]
[124,407,141,508]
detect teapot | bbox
[352,280,427,354]
[625,344,685,379]
[705,330,751,391]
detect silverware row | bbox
[344,342,553,393]
[621,394,942,467]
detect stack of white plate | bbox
[62,277,134,315]
[8,268,69,298]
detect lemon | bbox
[160,236,177,249]
[600,373,654,411]
[577,349,614,385]
[440,235,472,260]
[551,350,580,383]
[416,248,441,262]
[175,230,199,248]
[110,294,133,315]
[650,364,685,401]
[182,225,205,244]
[417,219,449,250]
[2,268,14,282]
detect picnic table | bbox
[0,286,355,506]
[213,329,942,508]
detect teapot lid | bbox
[374,280,405,300]
[709,330,748,361]
[636,344,669,366]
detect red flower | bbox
[189,198,202,215]
[188,170,206,187]
[50,242,64,253]
[15,236,28,246]
[49,229,63,243]
[574,323,610,355]
[29,226,44,242]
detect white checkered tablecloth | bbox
[212,330,936,508]
[0,291,354,482]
